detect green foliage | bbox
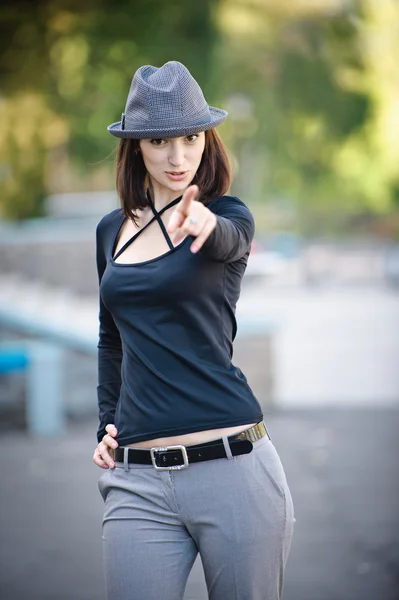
[1,0,399,224]
[216,0,399,222]
[0,0,218,219]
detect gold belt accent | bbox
[233,420,271,443]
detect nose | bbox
[168,141,185,168]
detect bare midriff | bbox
[126,422,258,449]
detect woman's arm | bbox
[96,219,123,444]
[167,186,255,263]
[199,196,255,263]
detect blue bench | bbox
[0,348,29,373]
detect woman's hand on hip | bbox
[167,184,217,253]
[93,424,118,469]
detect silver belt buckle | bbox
[150,445,189,471]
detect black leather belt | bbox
[113,421,271,471]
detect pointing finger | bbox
[167,208,185,234]
[167,185,199,234]
[179,185,199,214]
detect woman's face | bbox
[139,132,206,199]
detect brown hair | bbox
[115,129,232,222]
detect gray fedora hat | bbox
[107,61,228,139]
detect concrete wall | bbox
[0,219,99,296]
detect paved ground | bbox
[1,406,398,600]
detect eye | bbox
[186,134,199,142]
[150,139,166,146]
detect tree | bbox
[215,0,399,224]
[0,0,218,219]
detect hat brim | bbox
[107,106,228,139]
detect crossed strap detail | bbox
[113,192,182,261]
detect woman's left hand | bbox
[166,185,217,253]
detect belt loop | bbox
[222,435,234,460]
[123,447,130,472]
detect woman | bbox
[93,60,295,600]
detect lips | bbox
[165,171,189,181]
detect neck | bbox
[147,185,183,212]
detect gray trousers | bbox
[98,434,295,600]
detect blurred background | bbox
[0,0,398,599]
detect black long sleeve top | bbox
[96,194,263,446]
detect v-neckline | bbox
[111,194,183,264]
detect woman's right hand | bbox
[93,424,119,469]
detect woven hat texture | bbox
[107,61,227,139]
